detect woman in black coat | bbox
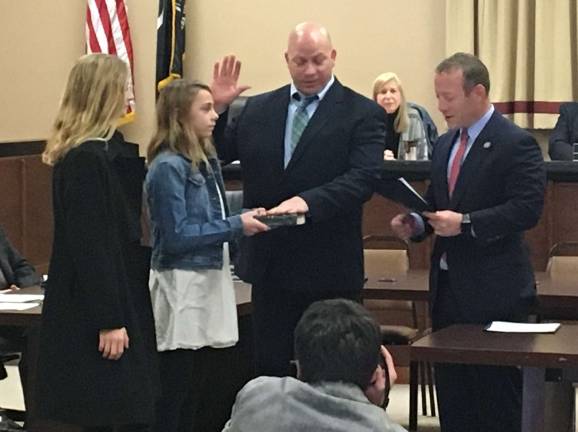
[36,53,156,431]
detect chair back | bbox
[546,241,578,279]
[363,235,409,277]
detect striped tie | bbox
[290,94,318,155]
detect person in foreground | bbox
[211,22,385,377]
[390,52,545,432]
[37,53,156,431]
[145,79,268,432]
[222,299,407,432]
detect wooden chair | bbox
[538,241,578,321]
[546,241,578,279]
[362,235,436,421]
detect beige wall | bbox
[0,0,156,149]
[0,1,448,150]
[187,0,447,130]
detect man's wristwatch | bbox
[461,213,471,234]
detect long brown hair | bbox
[43,54,128,165]
[147,79,216,167]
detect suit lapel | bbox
[284,80,344,172]
[267,88,291,176]
[449,112,499,208]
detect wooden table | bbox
[0,287,43,326]
[364,269,430,301]
[410,324,578,432]
[364,270,578,316]
[0,282,252,327]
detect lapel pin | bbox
[483,141,492,149]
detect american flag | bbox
[86,0,135,124]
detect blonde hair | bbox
[43,54,128,165]
[147,79,216,167]
[372,72,409,134]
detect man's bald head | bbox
[285,22,336,96]
[288,22,333,50]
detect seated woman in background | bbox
[372,72,429,160]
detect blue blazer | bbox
[420,110,545,323]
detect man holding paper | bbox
[391,53,545,432]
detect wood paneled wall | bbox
[0,155,52,274]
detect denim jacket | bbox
[145,151,243,270]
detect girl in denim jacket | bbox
[145,80,268,432]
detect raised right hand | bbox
[240,208,269,236]
[211,55,251,113]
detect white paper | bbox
[0,302,40,311]
[485,321,560,333]
[0,294,44,303]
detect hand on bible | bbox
[267,196,309,215]
[240,208,269,236]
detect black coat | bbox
[36,140,156,427]
[548,102,578,161]
[422,111,546,324]
[214,80,385,295]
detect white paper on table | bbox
[0,294,44,303]
[0,302,40,311]
[485,321,560,333]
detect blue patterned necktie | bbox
[290,94,318,155]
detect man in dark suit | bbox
[212,22,385,377]
[391,53,545,432]
[549,102,578,161]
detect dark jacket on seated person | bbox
[0,224,41,381]
[0,225,41,290]
[549,102,578,161]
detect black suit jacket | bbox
[420,110,545,323]
[549,102,578,161]
[214,80,385,294]
[0,225,40,288]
